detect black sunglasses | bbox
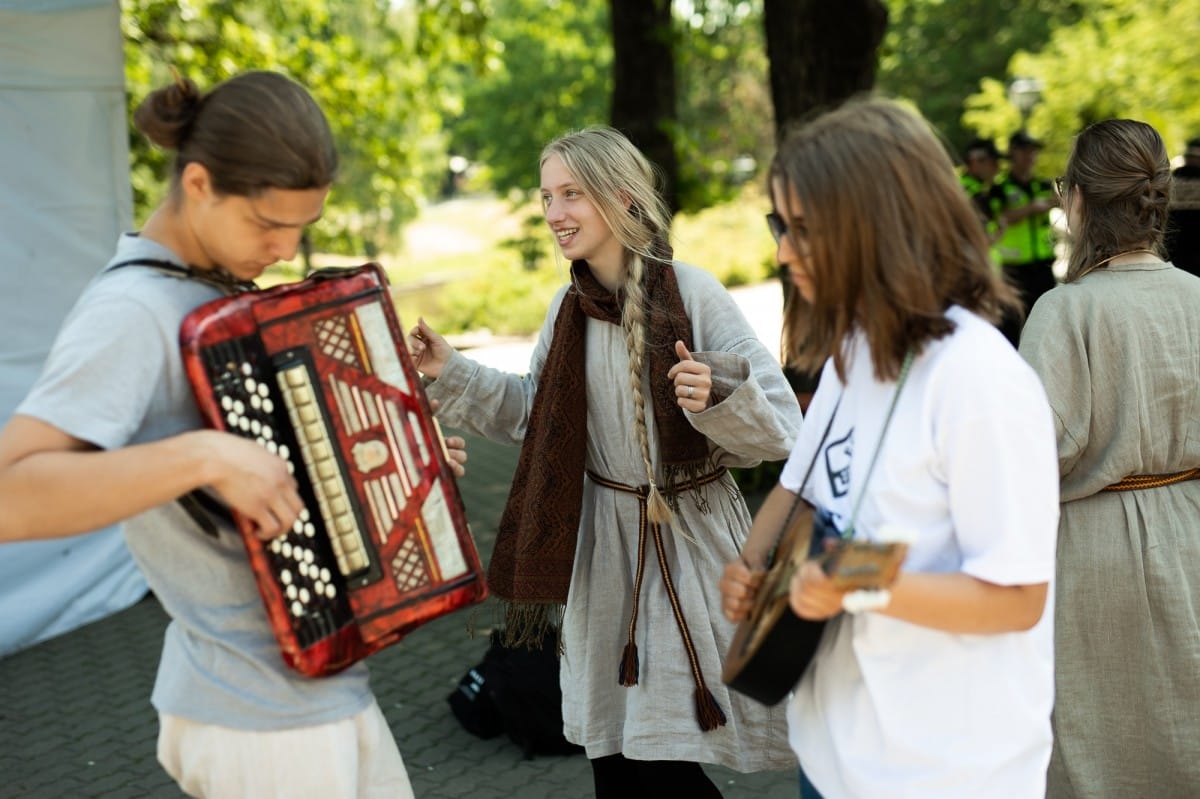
[766,211,809,246]
[766,212,787,243]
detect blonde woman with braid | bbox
[409,126,801,796]
[1019,119,1200,799]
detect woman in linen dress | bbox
[408,127,801,797]
[1020,119,1200,799]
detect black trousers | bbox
[590,754,724,799]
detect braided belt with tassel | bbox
[586,467,730,732]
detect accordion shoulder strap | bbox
[107,257,256,294]
[177,490,236,539]
[107,257,247,535]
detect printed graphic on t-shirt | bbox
[825,427,853,498]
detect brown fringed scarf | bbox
[487,245,713,646]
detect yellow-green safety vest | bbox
[995,174,1056,265]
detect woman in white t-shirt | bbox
[719,97,1060,798]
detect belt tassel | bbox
[589,469,729,732]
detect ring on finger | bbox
[687,385,695,399]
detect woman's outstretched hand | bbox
[407,317,454,379]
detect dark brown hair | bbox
[133,70,338,198]
[769,96,1018,382]
[1060,119,1171,282]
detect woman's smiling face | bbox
[540,153,625,285]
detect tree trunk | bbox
[763,0,888,406]
[609,0,680,213]
[763,0,888,141]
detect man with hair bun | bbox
[0,70,466,798]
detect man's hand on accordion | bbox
[196,430,304,540]
[442,434,467,478]
[427,398,467,479]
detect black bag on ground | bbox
[446,627,584,758]
[447,661,504,739]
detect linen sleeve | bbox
[423,287,566,445]
[1019,292,1090,480]
[678,267,803,464]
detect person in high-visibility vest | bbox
[995,131,1059,339]
[960,137,1020,344]
[960,138,1007,261]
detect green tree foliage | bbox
[675,2,773,209]
[964,0,1200,172]
[444,0,613,199]
[447,0,772,212]
[878,0,1084,151]
[121,0,488,257]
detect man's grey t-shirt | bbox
[17,234,372,729]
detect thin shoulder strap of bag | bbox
[843,349,915,538]
[771,391,844,552]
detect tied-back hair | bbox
[770,96,1019,382]
[1061,119,1171,282]
[133,70,338,200]
[540,127,676,522]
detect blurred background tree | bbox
[122,0,489,259]
[962,0,1200,175]
[119,0,1200,276]
[878,0,1086,152]
[441,0,612,202]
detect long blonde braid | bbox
[621,253,674,525]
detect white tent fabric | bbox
[0,0,147,657]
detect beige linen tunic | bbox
[427,262,801,771]
[1020,261,1200,799]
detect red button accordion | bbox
[180,263,487,677]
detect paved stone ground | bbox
[0,430,796,799]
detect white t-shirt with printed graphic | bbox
[780,306,1058,799]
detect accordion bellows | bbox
[180,263,487,677]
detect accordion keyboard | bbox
[201,336,354,648]
[278,362,370,579]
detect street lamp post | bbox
[1008,77,1044,132]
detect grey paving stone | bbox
[0,432,794,798]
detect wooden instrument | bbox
[722,501,908,706]
[179,263,487,677]
[722,499,824,706]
